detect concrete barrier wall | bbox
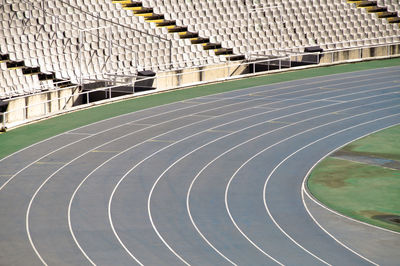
[155,45,400,92]
[4,86,78,126]
[6,98,25,123]
[155,61,247,90]
[26,94,46,119]
[49,91,59,113]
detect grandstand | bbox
[1,0,400,130]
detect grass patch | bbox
[308,125,400,232]
[343,125,400,161]
[1,58,400,159]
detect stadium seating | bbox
[353,0,400,25]
[1,0,400,100]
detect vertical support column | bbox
[169,40,172,70]
[227,56,230,78]
[1,112,5,130]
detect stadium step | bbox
[203,43,222,50]
[355,1,377,8]
[1,51,75,97]
[190,37,210,45]
[167,26,187,33]
[110,0,245,66]
[227,55,246,61]
[53,79,75,88]
[6,61,25,70]
[0,54,10,63]
[121,2,143,11]
[377,11,398,18]
[347,0,400,27]
[388,17,400,23]
[38,72,55,81]
[178,32,198,39]
[214,48,233,56]
[365,6,387,13]
[112,0,132,4]
[156,20,176,27]
[22,67,41,75]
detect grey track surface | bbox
[0,67,400,266]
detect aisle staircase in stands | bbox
[0,53,75,97]
[348,0,400,27]
[111,0,245,61]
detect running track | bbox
[0,67,399,265]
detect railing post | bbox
[1,112,5,130]
[169,40,172,70]
[227,56,230,79]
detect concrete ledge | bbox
[3,86,79,127]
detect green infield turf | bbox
[0,58,400,159]
[308,125,400,232]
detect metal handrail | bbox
[60,0,170,42]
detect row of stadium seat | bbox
[378,0,400,13]
[136,0,399,54]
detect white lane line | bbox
[300,124,400,236]
[35,95,292,266]
[221,107,399,262]
[66,72,376,264]
[1,87,240,193]
[150,98,399,263]
[301,189,378,266]
[3,66,375,195]
[1,66,397,169]
[65,132,95,136]
[33,94,291,265]
[70,83,357,264]
[4,70,394,264]
[30,75,343,264]
[218,105,399,265]
[263,115,400,265]
[104,76,396,258]
[302,184,400,235]
[188,101,398,263]
[109,95,329,265]
[110,85,398,265]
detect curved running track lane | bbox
[0,67,399,266]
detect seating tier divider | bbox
[348,0,400,26]
[113,0,245,61]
